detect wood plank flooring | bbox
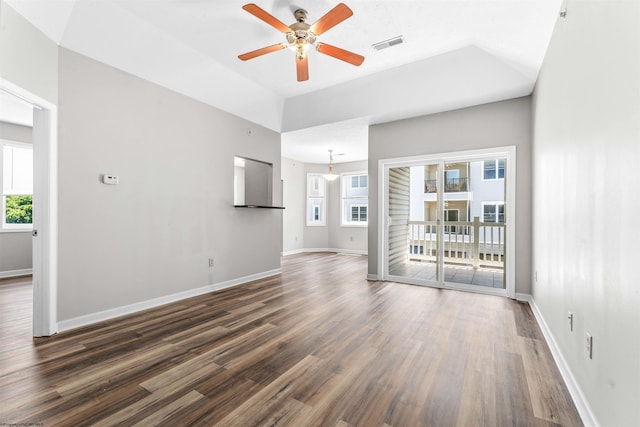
[0,253,582,426]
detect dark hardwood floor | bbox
[0,253,582,426]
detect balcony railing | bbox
[424,178,468,193]
[407,217,504,269]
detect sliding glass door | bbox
[381,147,514,297]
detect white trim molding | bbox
[521,294,600,427]
[0,268,32,278]
[282,249,305,256]
[57,268,282,333]
[282,248,368,257]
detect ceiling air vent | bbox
[372,36,404,51]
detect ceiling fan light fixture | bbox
[239,3,364,82]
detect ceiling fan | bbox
[238,3,365,82]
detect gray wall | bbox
[0,121,33,274]
[368,97,532,294]
[281,157,304,254]
[57,48,282,321]
[327,160,368,253]
[0,1,58,104]
[243,159,272,207]
[532,2,640,426]
[0,232,31,273]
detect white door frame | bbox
[378,146,516,298]
[1,78,58,336]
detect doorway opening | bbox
[1,79,58,336]
[379,146,515,297]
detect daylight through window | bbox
[307,173,326,226]
[341,172,368,226]
[1,140,33,230]
[483,159,505,180]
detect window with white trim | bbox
[341,172,368,226]
[483,159,505,180]
[1,140,33,230]
[307,173,326,226]
[482,202,505,223]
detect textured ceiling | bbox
[4,0,561,163]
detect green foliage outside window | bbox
[5,195,33,224]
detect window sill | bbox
[0,228,33,233]
[340,223,368,228]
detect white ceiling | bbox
[4,0,561,163]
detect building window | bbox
[482,202,505,223]
[1,140,33,230]
[350,205,367,222]
[444,209,459,233]
[483,159,505,180]
[307,173,326,226]
[341,172,368,226]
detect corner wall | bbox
[282,159,368,255]
[57,48,283,322]
[368,97,533,294]
[532,2,640,426]
[302,161,368,253]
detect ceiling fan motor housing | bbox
[287,17,316,48]
[294,9,308,22]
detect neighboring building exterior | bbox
[410,159,505,224]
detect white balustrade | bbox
[407,216,504,269]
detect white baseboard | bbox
[282,249,305,256]
[0,268,32,279]
[366,274,379,281]
[300,248,368,256]
[523,294,600,427]
[57,268,282,333]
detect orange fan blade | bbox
[316,42,364,66]
[310,3,353,36]
[242,3,291,33]
[238,43,287,61]
[296,54,309,81]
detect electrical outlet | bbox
[208,258,214,267]
[585,331,593,359]
[568,311,573,332]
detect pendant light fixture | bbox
[323,149,339,181]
